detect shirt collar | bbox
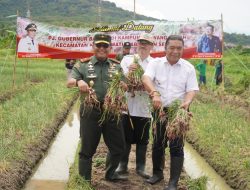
[165,57,182,66]
[27,36,33,40]
[138,54,152,63]
[91,56,109,65]
[144,55,152,63]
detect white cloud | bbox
[105,0,250,34]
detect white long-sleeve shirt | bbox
[121,54,154,118]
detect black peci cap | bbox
[123,42,131,48]
[25,23,37,31]
[93,33,111,45]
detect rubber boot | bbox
[116,143,131,174]
[79,157,92,182]
[136,144,150,179]
[146,155,165,184]
[163,156,184,190]
[105,152,128,181]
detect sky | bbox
[106,0,250,35]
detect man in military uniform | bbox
[115,42,131,61]
[18,23,39,53]
[67,33,127,183]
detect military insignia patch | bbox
[75,62,81,68]
[80,57,91,63]
[109,58,120,64]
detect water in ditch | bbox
[184,142,233,190]
[23,103,233,190]
[23,104,80,190]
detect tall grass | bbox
[0,54,76,170]
[0,55,66,93]
[0,82,75,162]
[189,99,250,187]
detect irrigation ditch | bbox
[1,90,248,190]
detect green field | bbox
[0,53,76,172]
[0,48,249,189]
[188,49,250,189]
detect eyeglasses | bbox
[28,30,36,32]
[138,40,152,45]
[95,43,110,48]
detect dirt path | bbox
[91,142,187,190]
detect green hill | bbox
[0,0,159,48]
[0,0,158,27]
[224,32,250,47]
[1,0,250,47]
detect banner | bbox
[17,17,223,59]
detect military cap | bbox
[123,42,131,48]
[25,23,37,31]
[93,33,111,45]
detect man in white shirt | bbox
[18,23,39,53]
[142,35,199,190]
[116,33,154,179]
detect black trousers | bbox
[122,114,151,145]
[151,109,184,173]
[152,120,184,158]
[79,105,126,160]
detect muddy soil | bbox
[91,142,187,190]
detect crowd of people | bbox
[66,32,223,190]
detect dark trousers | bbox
[79,105,125,160]
[199,75,206,85]
[122,114,151,145]
[216,75,222,85]
[152,110,184,174]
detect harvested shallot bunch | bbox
[83,84,100,113]
[100,71,127,124]
[166,100,192,141]
[126,55,144,97]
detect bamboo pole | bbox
[12,53,17,90]
[133,0,136,20]
[221,13,225,91]
[26,60,29,80]
[12,10,18,90]
[26,4,31,81]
